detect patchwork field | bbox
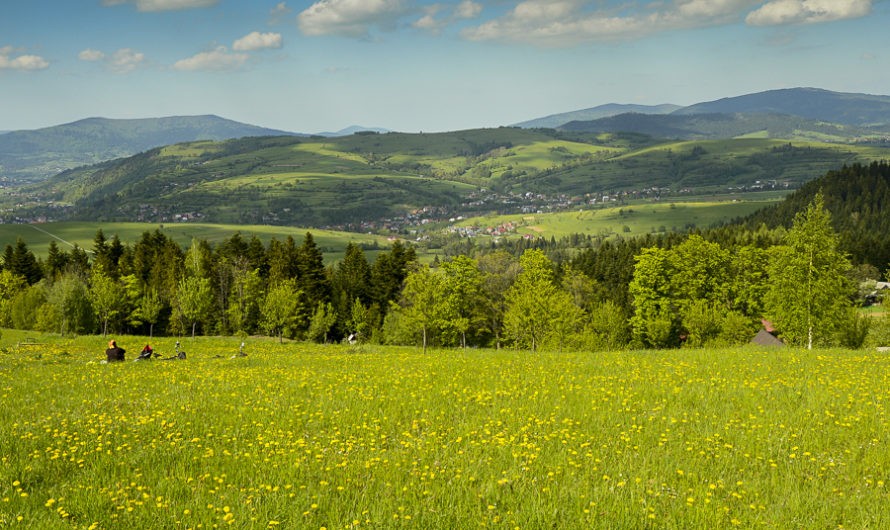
[2,332,888,528]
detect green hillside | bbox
[0,115,299,184]
[4,129,890,228]
[455,198,777,240]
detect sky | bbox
[2,0,889,134]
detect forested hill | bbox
[0,115,300,183]
[739,161,890,270]
[8,128,890,227]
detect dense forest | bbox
[1,163,888,350]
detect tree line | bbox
[0,192,880,350]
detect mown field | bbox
[0,222,391,262]
[456,198,778,240]
[2,331,889,528]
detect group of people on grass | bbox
[104,340,184,362]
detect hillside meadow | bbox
[2,331,889,528]
[454,198,778,240]
[0,222,391,262]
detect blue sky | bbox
[2,0,888,133]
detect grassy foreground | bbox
[2,332,889,529]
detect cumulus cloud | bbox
[233,31,283,51]
[109,48,145,73]
[412,1,483,33]
[0,46,50,71]
[77,47,145,73]
[102,0,218,11]
[412,5,445,32]
[745,0,871,26]
[298,0,408,38]
[461,0,870,46]
[269,2,292,24]
[455,0,482,19]
[173,46,248,71]
[78,48,106,61]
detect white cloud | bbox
[412,1,483,33]
[233,31,283,51]
[102,0,218,12]
[269,2,292,24]
[109,48,145,73]
[746,0,871,26]
[298,0,408,38]
[78,48,106,61]
[412,5,445,32]
[461,0,768,46]
[455,0,482,19]
[173,46,248,71]
[77,47,145,73]
[0,46,49,71]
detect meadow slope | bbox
[2,332,888,528]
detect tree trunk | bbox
[422,325,427,354]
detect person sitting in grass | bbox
[105,339,126,362]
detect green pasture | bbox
[0,222,391,261]
[457,199,777,240]
[2,331,889,528]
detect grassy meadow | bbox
[456,199,777,240]
[2,330,889,528]
[0,222,392,262]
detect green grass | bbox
[456,199,778,240]
[0,222,391,261]
[2,331,889,528]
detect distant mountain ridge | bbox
[0,115,300,183]
[558,111,881,141]
[674,87,890,126]
[517,88,890,140]
[514,103,681,129]
[315,125,391,137]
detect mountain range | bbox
[518,88,890,141]
[0,115,300,184]
[3,87,890,229]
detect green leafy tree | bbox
[477,251,519,349]
[765,193,854,348]
[90,266,121,337]
[667,235,730,313]
[0,269,27,327]
[629,247,677,348]
[504,249,565,352]
[307,301,337,344]
[260,279,304,343]
[226,267,263,336]
[47,273,96,335]
[440,255,485,348]
[348,298,370,343]
[138,288,164,339]
[175,276,214,339]
[579,300,630,351]
[396,264,447,353]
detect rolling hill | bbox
[518,88,890,139]
[5,128,889,228]
[513,103,681,129]
[674,87,890,127]
[0,115,300,184]
[558,112,886,142]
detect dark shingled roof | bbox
[751,328,784,347]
